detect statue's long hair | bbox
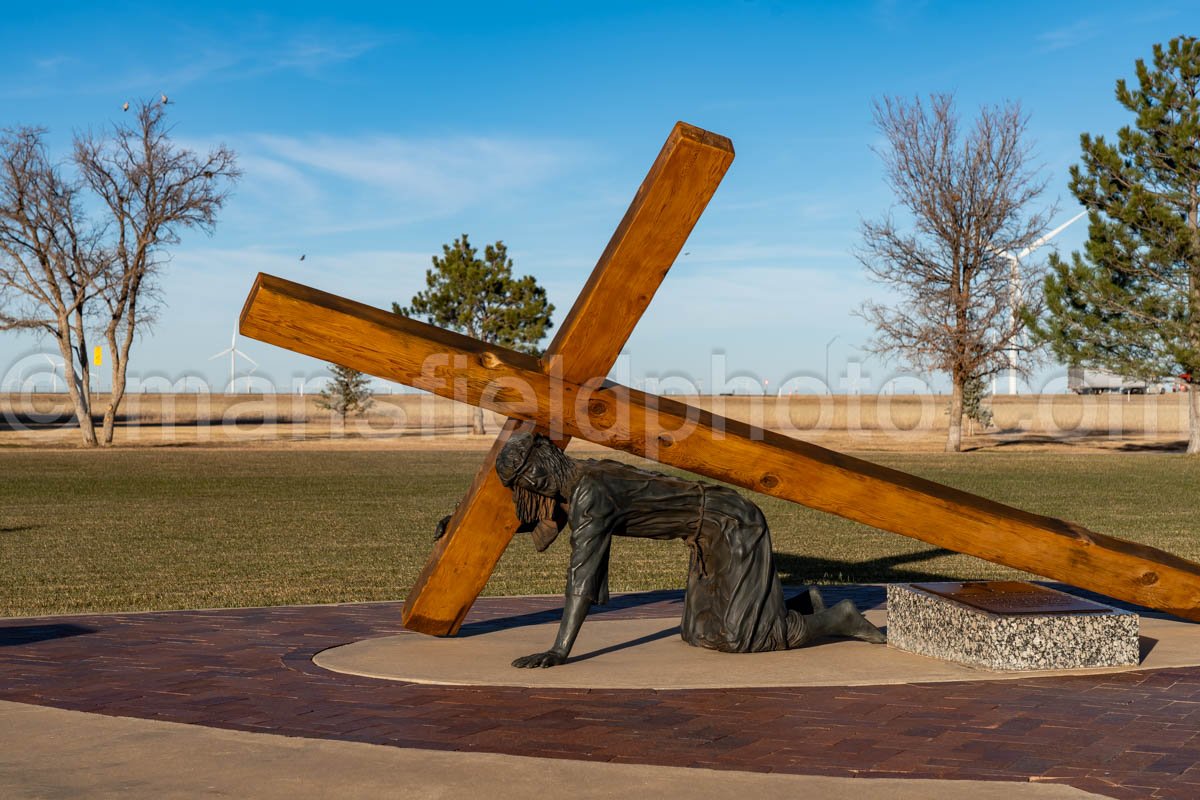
[511,439,578,526]
[512,485,557,526]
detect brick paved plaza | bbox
[3,587,1199,798]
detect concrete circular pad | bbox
[314,610,1200,689]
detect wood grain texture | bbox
[541,121,734,375]
[396,122,735,634]
[399,420,527,634]
[241,272,1200,623]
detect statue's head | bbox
[496,432,576,550]
[497,432,573,496]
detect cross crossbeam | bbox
[239,122,1200,633]
[241,272,1200,622]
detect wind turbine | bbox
[208,325,258,394]
[42,354,65,393]
[999,211,1086,394]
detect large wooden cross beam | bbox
[239,123,1200,632]
[392,123,736,635]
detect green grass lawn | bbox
[1,448,1196,617]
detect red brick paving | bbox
[2,587,1198,799]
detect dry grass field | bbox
[1,447,1197,617]
[1,391,1193,452]
[2,391,1195,618]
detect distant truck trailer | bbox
[1067,367,1158,395]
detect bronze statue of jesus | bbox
[495,432,886,668]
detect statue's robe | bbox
[564,460,805,652]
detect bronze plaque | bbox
[912,581,1113,615]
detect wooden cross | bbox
[239,122,1200,633]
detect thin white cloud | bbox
[268,35,379,72]
[124,29,381,90]
[254,133,571,201]
[2,25,382,99]
[212,132,583,241]
[234,152,324,206]
[869,0,932,29]
[1036,19,1101,52]
[34,55,74,72]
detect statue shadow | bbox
[0,623,96,647]
[772,546,960,592]
[566,623,1161,664]
[457,589,685,637]
[569,625,682,663]
[460,549,956,636]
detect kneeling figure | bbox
[494,432,885,668]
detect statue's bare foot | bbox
[808,587,826,612]
[826,599,887,644]
[512,650,567,669]
[841,602,886,644]
[852,620,887,644]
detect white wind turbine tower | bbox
[208,325,258,394]
[42,354,65,392]
[1000,211,1086,394]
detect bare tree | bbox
[857,95,1051,452]
[0,129,109,445]
[77,101,239,444]
[0,101,239,446]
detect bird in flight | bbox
[122,101,129,112]
[299,254,306,261]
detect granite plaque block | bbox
[887,581,1139,671]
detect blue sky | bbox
[1,1,1196,395]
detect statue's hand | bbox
[433,515,452,541]
[512,650,567,669]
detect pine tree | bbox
[961,375,994,436]
[1032,37,1200,453]
[395,234,555,435]
[316,364,374,424]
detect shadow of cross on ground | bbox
[774,547,960,587]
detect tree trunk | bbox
[1191,226,1199,455]
[101,324,135,446]
[100,349,121,445]
[472,405,486,435]
[58,335,97,447]
[1189,382,1199,455]
[946,377,964,453]
[101,397,119,445]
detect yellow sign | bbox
[93,346,102,366]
